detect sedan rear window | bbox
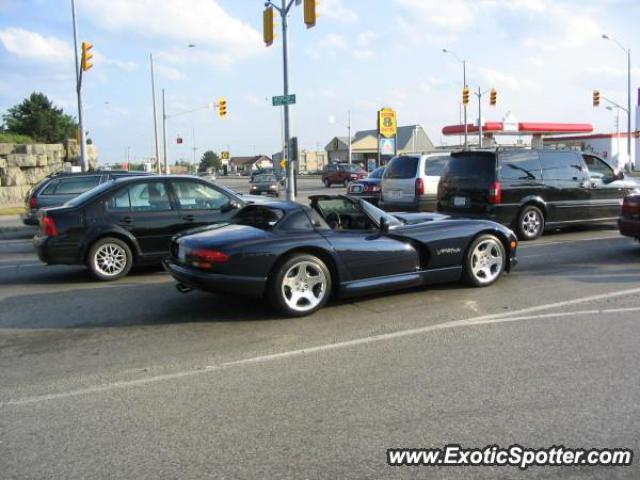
[53,176,101,195]
[446,153,496,181]
[383,156,419,179]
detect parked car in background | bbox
[164,195,518,317]
[250,168,279,182]
[380,153,450,212]
[437,148,640,240]
[619,193,640,241]
[22,170,150,225]
[250,173,284,197]
[347,167,385,204]
[321,163,367,187]
[34,175,249,281]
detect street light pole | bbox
[280,0,294,200]
[602,34,633,170]
[149,53,161,174]
[478,87,483,148]
[443,49,468,149]
[71,0,87,171]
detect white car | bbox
[380,153,450,212]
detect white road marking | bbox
[0,263,42,270]
[4,286,640,408]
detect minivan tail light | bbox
[621,197,640,218]
[488,181,502,204]
[415,178,425,196]
[41,216,58,237]
[29,196,38,209]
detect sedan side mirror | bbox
[380,216,389,233]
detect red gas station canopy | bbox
[442,122,593,136]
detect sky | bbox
[1,0,639,165]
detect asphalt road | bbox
[1,187,639,479]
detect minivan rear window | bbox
[445,153,496,181]
[384,156,419,179]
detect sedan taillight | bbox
[621,196,640,218]
[40,215,58,237]
[29,196,38,209]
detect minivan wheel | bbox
[516,205,544,241]
[463,234,506,287]
[323,178,331,188]
[270,254,332,317]
[88,237,133,281]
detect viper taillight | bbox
[190,248,229,269]
[488,181,502,204]
[41,216,58,237]
[415,178,425,196]
[621,197,640,218]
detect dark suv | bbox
[437,148,640,240]
[22,170,150,225]
[322,163,367,187]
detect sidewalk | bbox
[0,214,37,239]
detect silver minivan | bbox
[380,153,450,212]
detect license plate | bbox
[178,244,186,261]
[389,190,403,200]
[454,196,468,207]
[350,185,363,193]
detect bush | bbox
[0,132,35,144]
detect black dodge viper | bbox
[163,195,518,316]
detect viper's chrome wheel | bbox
[469,238,504,285]
[281,260,328,313]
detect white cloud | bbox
[353,31,375,59]
[395,0,474,32]
[0,27,72,63]
[155,63,186,81]
[479,67,522,91]
[318,0,358,23]
[77,0,262,66]
[319,33,348,50]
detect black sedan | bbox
[346,166,384,204]
[164,195,518,317]
[250,173,284,197]
[619,193,640,241]
[34,175,251,280]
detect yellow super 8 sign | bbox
[378,108,397,138]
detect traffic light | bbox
[489,88,497,106]
[462,87,470,106]
[81,41,93,71]
[218,97,227,118]
[304,0,317,28]
[263,7,274,46]
[593,90,600,107]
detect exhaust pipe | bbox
[175,283,193,294]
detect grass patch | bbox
[0,132,35,144]
[0,207,24,216]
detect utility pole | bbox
[477,87,483,148]
[71,0,87,171]
[149,53,160,174]
[162,88,168,174]
[443,49,468,150]
[347,110,352,164]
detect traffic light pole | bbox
[280,0,295,201]
[463,60,468,150]
[477,87,483,148]
[71,0,88,172]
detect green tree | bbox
[198,150,221,173]
[2,92,78,143]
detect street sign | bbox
[280,159,287,169]
[379,137,396,156]
[378,107,397,138]
[272,94,296,106]
[221,151,230,160]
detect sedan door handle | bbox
[182,215,195,222]
[120,216,132,224]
